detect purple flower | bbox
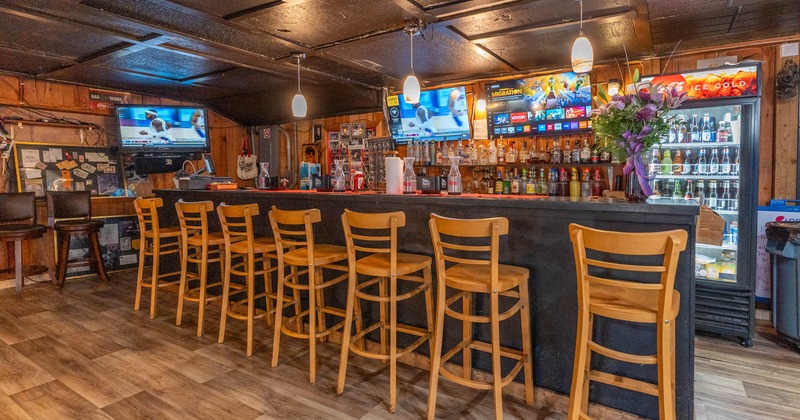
[608,100,625,111]
[635,104,657,121]
[664,86,688,109]
[639,125,652,137]
[638,90,652,102]
[619,94,633,105]
[651,92,665,108]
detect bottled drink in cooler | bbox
[678,115,688,143]
[720,180,731,211]
[731,181,739,212]
[717,117,730,143]
[690,114,700,142]
[661,149,672,175]
[720,147,731,174]
[682,149,694,175]
[696,180,706,206]
[667,119,677,143]
[685,179,695,200]
[650,148,661,175]
[732,147,740,175]
[672,149,683,174]
[701,114,713,142]
[709,149,720,174]
[707,180,718,209]
[672,180,683,199]
[697,149,708,174]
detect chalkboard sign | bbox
[13,142,126,197]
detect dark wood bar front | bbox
[155,189,699,419]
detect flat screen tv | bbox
[116,105,209,153]
[486,71,592,137]
[386,86,471,143]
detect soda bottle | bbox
[681,149,693,175]
[690,114,700,142]
[696,149,708,174]
[709,149,720,174]
[720,147,731,174]
[661,150,672,175]
[649,148,661,176]
[701,114,712,142]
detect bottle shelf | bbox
[414,162,617,169]
[654,174,739,180]
[657,142,740,149]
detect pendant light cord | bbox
[409,32,415,75]
[296,57,302,93]
[579,0,584,35]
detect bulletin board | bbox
[12,142,126,197]
[58,215,140,278]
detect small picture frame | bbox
[329,132,339,142]
[352,123,366,138]
[339,123,351,138]
[366,128,376,138]
[302,143,321,164]
[313,125,323,143]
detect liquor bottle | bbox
[707,180,718,209]
[557,167,568,196]
[469,139,478,164]
[731,181,739,212]
[563,138,572,164]
[685,179,695,200]
[720,147,731,175]
[678,115,688,143]
[591,167,605,197]
[580,168,591,197]
[497,137,506,165]
[717,116,730,143]
[403,157,416,194]
[430,141,437,165]
[548,168,558,196]
[709,149,720,174]
[569,167,580,197]
[649,148,661,176]
[696,148,708,174]
[572,139,581,164]
[580,136,591,163]
[448,141,456,162]
[502,169,511,195]
[456,140,464,162]
[681,149,693,175]
[511,168,521,195]
[519,141,529,164]
[524,169,536,195]
[488,138,498,165]
[590,143,600,164]
[672,149,683,175]
[529,139,539,164]
[537,168,547,195]
[600,140,611,163]
[436,141,443,165]
[417,141,423,165]
[441,140,449,165]
[423,140,431,165]
[720,180,731,211]
[543,143,552,164]
[552,138,562,164]
[690,114,700,142]
[409,140,416,161]
[494,169,503,195]
[661,149,672,175]
[701,114,713,142]
[696,180,706,206]
[672,180,683,199]
[506,140,518,164]
[487,170,495,194]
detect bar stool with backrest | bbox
[47,191,108,288]
[269,206,349,383]
[133,197,182,319]
[217,202,287,356]
[427,213,534,420]
[337,209,434,413]
[567,224,687,420]
[175,200,227,336]
[0,192,49,292]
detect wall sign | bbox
[88,88,130,111]
[644,65,760,100]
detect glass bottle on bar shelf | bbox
[685,179,695,200]
[525,169,536,195]
[422,140,430,165]
[696,148,708,175]
[511,168,521,195]
[448,142,456,163]
[701,114,713,142]
[497,137,506,165]
[569,167,580,197]
[506,140,518,164]
[600,139,611,163]
[543,142,552,164]
[591,167,605,197]
[429,140,437,165]
[552,138,562,164]
[707,180,718,209]
[519,140,529,164]
[469,139,478,165]
[529,139,539,164]
[580,136,591,163]
[590,142,600,164]
[442,140,450,165]
[403,157,416,194]
[488,137,497,165]
[580,168,591,197]
[678,115,688,143]
[486,170,495,194]
[257,162,271,190]
[572,138,581,164]
[494,169,504,195]
[502,169,511,195]
[682,149,694,175]
[548,168,558,196]
[709,148,720,174]
[672,149,683,175]
[649,148,661,176]
[563,138,573,164]
[695,180,706,206]
[456,140,464,163]
[332,159,346,192]
[436,141,443,165]
[690,114,700,142]
[661,149,672,175]
[720,147,731,175]
[447,156,462,195]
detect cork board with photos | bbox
[13,142,126,197]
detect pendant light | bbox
[403,24,421,104]
[607,79,621,96]
[571,0,593,74]
[291,52,307,118]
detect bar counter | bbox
[155,189,699,419]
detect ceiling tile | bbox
[102,48,233,81]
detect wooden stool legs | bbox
[54,230,108,289]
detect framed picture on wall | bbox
[302,143,321,165]
[367,128,376,138]
[329,132,339,142]
[313,124,323,143]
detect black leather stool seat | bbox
[53,220,105,232]
[0,224,47,241]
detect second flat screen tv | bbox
[117,105,209,153]
[486,71,592,136]
[386,86,471,143]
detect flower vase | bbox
[625,173,649,202]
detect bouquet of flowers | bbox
[592,85,688,196]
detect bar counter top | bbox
[155,189,699,419]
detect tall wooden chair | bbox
[269,206,349,383]
[567,224,688,420]
[337,209,434,413]
[0,192,49,292]
[217,203,285,356]
[133,197,182,318]
[175,200,227,336]
[47,191,109,288]
[427,214,534,420]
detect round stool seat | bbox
[355,252,431,277]
[230,237,276,254]
[54,219,104,232]
[284,244,347,266]
[0,224,47,241]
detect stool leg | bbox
[658,319,677,420]
[518,280,534,406]
[336,268,358,395]
[218,251,232,344]
[426,279,447,420]
[14,240,23,293]
[55,232,70,289]
[148,238,160,319]
[264,255,274,326]
[197,244,209,337]
[134,236,147,311]
[315,266,327,343]
[291,264,302,334]
[581,315,594,414]
[389,273,398,413]
[379,277,388,360]
[271,258,286,367]
[308,265,318,383]
[568,306,591,420]
[489,290,504,420]
[462,291,472,380]
[353,282,365,350]
[89,231,109,283]
[246,253,256,357]
[176,243,190,326]
[423,267,434,357]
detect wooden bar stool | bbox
[133,197,182,318]
[175,200,227,336]
[427,214,534,420]
[337,209,434,413]
[567,224,687,420]
[269,206,349,383]
[0,192,49,292]
[217,203,286,356]
[47,191,109,288]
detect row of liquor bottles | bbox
[649,146,739,176]
[661,112,737,144]
[652,178,740,212]
[406,134,615,167]
[473,166,608,197]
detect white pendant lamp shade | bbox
[476,99,487,112]
[403,74,421,104]
[571,34,593,74]
[292,93,307,118]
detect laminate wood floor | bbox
[1,273,798,419]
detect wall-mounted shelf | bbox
[1,118,97,130]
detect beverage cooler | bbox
[644,64,761,346]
